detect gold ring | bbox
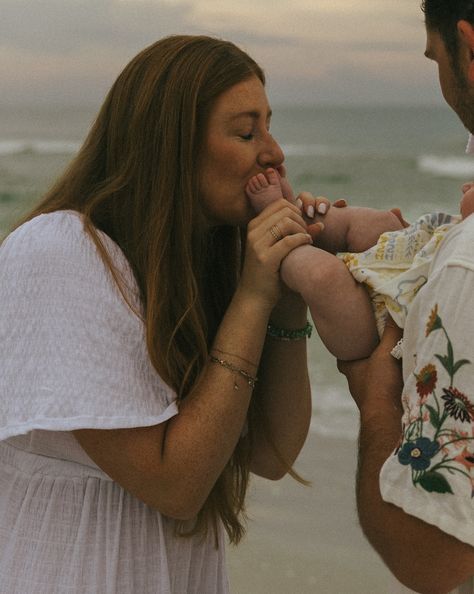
[269,224,283,241]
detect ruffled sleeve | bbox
[0,211,178,440]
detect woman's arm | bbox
[338,323,474,594]
[248,289,312,479]
[74,199,312,520]
[75,288,270,520]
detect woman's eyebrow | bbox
[226,109,272,122]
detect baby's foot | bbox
[246,168,284,214]
[276,165,295,203]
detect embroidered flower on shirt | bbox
[398,437,439,471]
[454,447,474,471]
[449,429,473,451]
[442,387,474,423]
[397,305,474,495]
[425,304,442,336]
[415,364,437,399]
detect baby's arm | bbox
[310,206,403,254]
[247,169,403,254]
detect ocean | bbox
[1,103,473,439]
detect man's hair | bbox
[421,0,474,58]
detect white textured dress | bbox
[0,211,228,593]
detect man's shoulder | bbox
[432,215,474,270]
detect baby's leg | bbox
[246,168,293,213]
[281,246,379,360]
[247,168,378,358]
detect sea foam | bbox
[418,155,474,178]
[0,140,80,156]
[281,143,335,157]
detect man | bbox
[338,2,474,593]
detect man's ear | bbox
[458,20,474,82]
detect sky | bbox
[0,0,443,107]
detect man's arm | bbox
[339,322,474,594]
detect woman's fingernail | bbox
[317,203,327,214]
[296,198,303,210]
[307,205,315,218]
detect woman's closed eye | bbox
[238,121,271,141]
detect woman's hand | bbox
[238,198,312,309]
[297,193,348,241]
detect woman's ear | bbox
[458,20,474,82]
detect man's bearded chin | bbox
[455,81,474,136]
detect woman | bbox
[0,35,322,593]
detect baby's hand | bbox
[462,181,474,194]
[390,208,410,228]
[460,182,474,219]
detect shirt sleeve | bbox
[0,212,178,440]
[379,258,474,547]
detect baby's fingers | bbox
[390,208,409,228]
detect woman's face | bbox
[199,76,285,226]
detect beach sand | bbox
[227,432,395,594]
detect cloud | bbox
[1,0,200,104]
[1,0,195,54]
[183,0,432,106]
[190,0,422,44]
[0,0,437,106]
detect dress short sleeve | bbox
[379,216,474,548]
[0,211,178,440]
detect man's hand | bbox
[337,319,404,419]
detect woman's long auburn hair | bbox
[19,35,267,544]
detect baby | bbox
[247,169,473,360]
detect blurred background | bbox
[1,1,471,592]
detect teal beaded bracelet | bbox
[266,321,313,341]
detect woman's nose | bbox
[258,133,284,169]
